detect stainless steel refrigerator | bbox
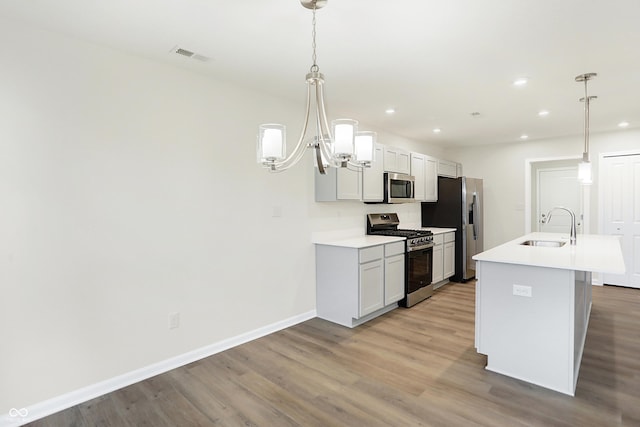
[421,176,483,282]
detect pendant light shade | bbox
[578,158,592,185]
[354,131,376,163]
[257,124,286,163]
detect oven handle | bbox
[407,242,435,252]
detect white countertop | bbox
[312,234,405,249]
[473,232,625,274]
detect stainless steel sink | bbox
[520,240,567,248]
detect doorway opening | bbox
[525,156,589,235]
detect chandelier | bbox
[256,0,374,175]
[575,72,597,185]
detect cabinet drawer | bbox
[444,232,456,243]
[385,241,405,257]
[359,245,384,263]
[433,234,444,245]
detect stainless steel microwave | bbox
[384,172,415,203]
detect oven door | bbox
[403,244,434,307]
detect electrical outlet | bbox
[513,284,532,297]
[168,312,180,329]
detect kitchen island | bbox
[473,232,625,395]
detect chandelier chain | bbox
[311,2,319,72]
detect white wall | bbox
[446,130,640,249]
[0,19,443,414]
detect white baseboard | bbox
[2,310,317,427]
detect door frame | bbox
[525,155,587,234]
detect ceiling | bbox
[2,0,640,147]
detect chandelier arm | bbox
[316,107,338,168]
[315,84,342,168]
[316,80,334,144]
[346,160,366,169]
[315,145,326,174]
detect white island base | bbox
[473,232,625,396]
[475,261,591,396]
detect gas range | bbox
[366,213,434,251]
[366,213,435,307]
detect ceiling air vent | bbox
[171,46,211,62]
[175,47,194,58]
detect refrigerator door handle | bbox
[472,193,478,240]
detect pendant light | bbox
[575,73,597,185]
[256,0,374,174]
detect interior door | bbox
[602,154,640,288]
[537,167,582,233]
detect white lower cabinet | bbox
[384,243,405,305]
[432,232,456,288]
[432,242,444,283]
[443,236,455,279]
[359,256,384,317]
[316,241,405,327]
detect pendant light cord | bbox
[310,2,319,72]
[583,79,590,158]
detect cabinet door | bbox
[438,159,457,178]
[383,147,398,172]
[432,244,444,283]
[384,254,405,305]
[336,167,362,200]
[397,150,410,174]
[384,146,410,174]
[444,241,455,279]
[362,144,384,202]
[359,259,384,317]
[425,157,438,202]
[411,153,426,201]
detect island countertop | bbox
[473,232,625,274]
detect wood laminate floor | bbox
[28,281,640,426]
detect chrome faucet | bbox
[542,206,577,245]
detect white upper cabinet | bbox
[315,167,362,202]
[362,143,384,202]
[411,152,438,202]
[425,156,438,201]
[410,153,426,201]
[384,146,410,174]
[437,159,458,178]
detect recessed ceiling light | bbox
[618,121,630,128]
[385,108,396,114]
[520,134,529,140]
[538,110,550,117]
[433,128,441,134]
[513,78,528,86]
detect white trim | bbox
[2,310,317,427]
